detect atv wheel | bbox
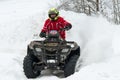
[23,55,40,78]
[71,46,80,56]
[64,55,79,77]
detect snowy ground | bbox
[0,0,120,80]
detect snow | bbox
[0,0,120,80]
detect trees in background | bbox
[58,0,99,15]
[112,0,120,24]
[59,0,120,24]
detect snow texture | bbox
[0,0,120,80]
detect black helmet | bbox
[48,8,59,20]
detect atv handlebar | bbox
[60,27,69,31]
[39,27,69,38]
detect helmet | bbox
[48,8,59,20]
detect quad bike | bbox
[23,29,80,78]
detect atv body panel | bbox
[23,30,80,78]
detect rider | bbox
[39,8,72,40]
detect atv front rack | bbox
[29,40,79,51]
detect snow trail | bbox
[0,0,120,80]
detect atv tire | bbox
[71,46,80,56]
[23,55,40,78]
[64,55,79,77]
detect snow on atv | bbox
[23,28,80,78]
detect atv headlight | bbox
[67,43,74,48]
[35,48,42,52]
[61,49,69,53]
[47,60,56,63]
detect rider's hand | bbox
[64,24,72,31]
[39,32,46,38]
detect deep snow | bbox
[0,0,120,80]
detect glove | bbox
[39,32,46,38]
[64,24,72,31]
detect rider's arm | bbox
[41,19,50,32]
[40,19,50,37]
[59,17,72,30]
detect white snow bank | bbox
[0,0,120,80]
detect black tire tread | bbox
[23,55,40,78]
[64,55,79,77]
